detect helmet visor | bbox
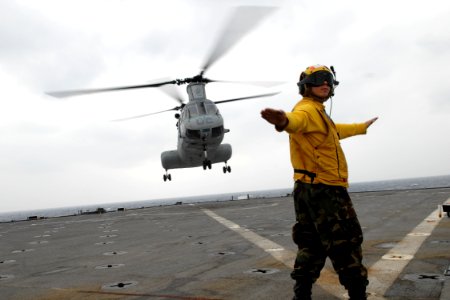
[303,71,335,87]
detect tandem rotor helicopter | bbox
[47,6,279,182]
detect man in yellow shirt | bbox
[261,65,377,300]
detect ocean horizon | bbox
[1,174,449,223]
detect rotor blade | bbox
[46,79,177,98]
[158,84,185,104]
[208,79,285,87]
[111,106,181,122]
[214,91,279,105]
[200,6,277,75]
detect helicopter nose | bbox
[201,129,210,138]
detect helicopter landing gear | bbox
[163,171,172,182]
[203,160,212,170]
[202,145,212,170]
[223,162,231,173]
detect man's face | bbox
[311,83,330,101]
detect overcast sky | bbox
[1,0,449,213]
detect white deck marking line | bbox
[202,208,344,297]
[368,208,443,297]
[201,208,296,268]
[202,207,444,299]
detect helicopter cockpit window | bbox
[212,126,223,137]
[186,129,201,138]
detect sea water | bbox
[1,174,449,222]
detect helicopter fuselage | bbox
[161,83,232,173]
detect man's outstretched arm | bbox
[261,108,289,131]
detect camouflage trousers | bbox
[291,181,368,288]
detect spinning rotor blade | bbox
[158,84,185,104]
[113,91,279,121]
[208,79,285,87]
[214,91,279,105]
[46,79,177,98]
[111,106,182,122]
[200,6,277,75]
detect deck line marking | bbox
[368,208,443,297]
[202,208,344,297]
[202,207,445,299]
[201,208,295,268]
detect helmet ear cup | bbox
[297,72,307,95]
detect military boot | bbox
[292,280,312,300]
[347,285,367,300]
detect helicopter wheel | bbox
[223,164,231,173]
[163,172,172,182]
[203,160,212,170]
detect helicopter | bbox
[47,6,279,182]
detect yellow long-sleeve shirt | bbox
[283,97,368,187]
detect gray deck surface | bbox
[1,188,449,299]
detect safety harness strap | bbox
[294,169,317,184]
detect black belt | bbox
[294,169,316,184]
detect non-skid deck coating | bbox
[1,188,449,300]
